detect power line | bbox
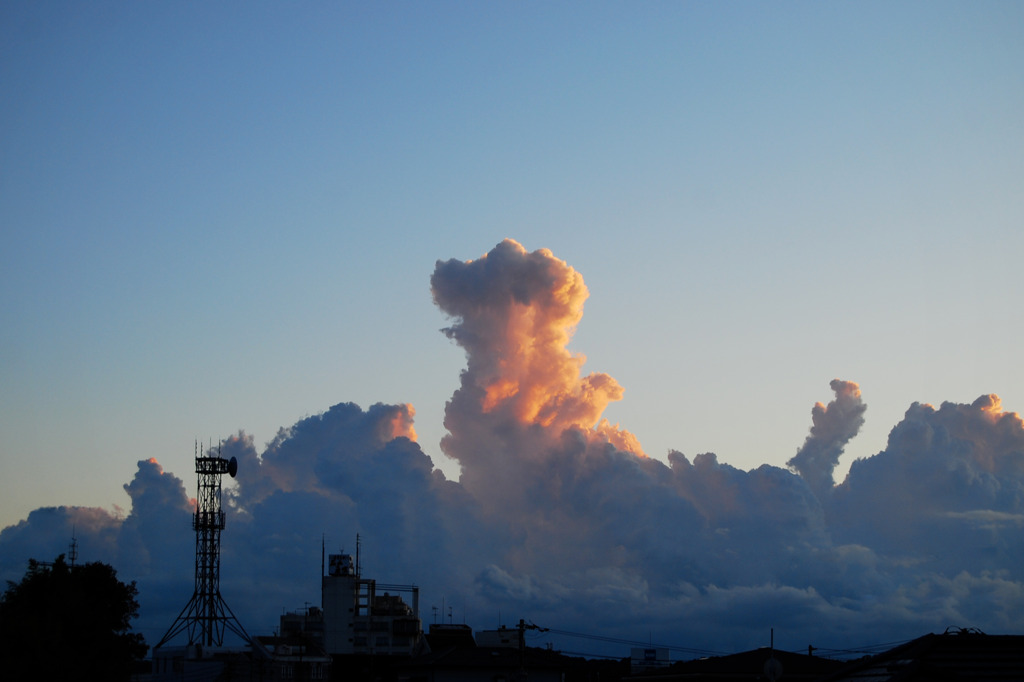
[543,627,728,658]
[543,626,920,662]
[809,637,916,660]
[557,649,626,660]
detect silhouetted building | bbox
[630,647,671,674]
[151,643,251,681]
[820,629,1024,681]
[398,645,573,682]
[426,623,478,651]
[280,606,326,644]
[396,618,631,682]
[322,552,423,656]
[252,634,331,681]
[630,647,843,681]
[475,626,519,648]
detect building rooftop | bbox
[634,646,843,681]
[820,629,1024,682]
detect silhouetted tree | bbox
[0,554,148,681]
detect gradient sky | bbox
[2,0,1022,567]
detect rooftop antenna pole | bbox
[764,628,782,682]
[356,533,361,578]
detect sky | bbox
[2,0,1023,658]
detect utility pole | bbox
[517,619,549,682]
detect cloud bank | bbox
[3,239,1023,655]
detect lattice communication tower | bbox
[155,442,250,648]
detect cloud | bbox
[787,379,866,499]
[828,397,1024,567]
[3,240,1024,655]
[0,506,122,572]
[432,240,642,451]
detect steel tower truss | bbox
[155,444,249,648]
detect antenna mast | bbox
[68,526,78,568]
[155,441,249,648]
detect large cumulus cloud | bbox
[3,239,1023,655]
[787,379,867,500]
[829,395,1024,571]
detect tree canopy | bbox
[0,554,148,681]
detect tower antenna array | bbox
[155,441,249,648]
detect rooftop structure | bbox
[321,544,423,656]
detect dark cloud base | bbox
[4,241,1023,656]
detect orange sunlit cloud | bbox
[433,239,646,457]
[386,404,418,442]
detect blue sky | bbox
[2,0,1023,593]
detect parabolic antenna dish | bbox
[227,456,238,478]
